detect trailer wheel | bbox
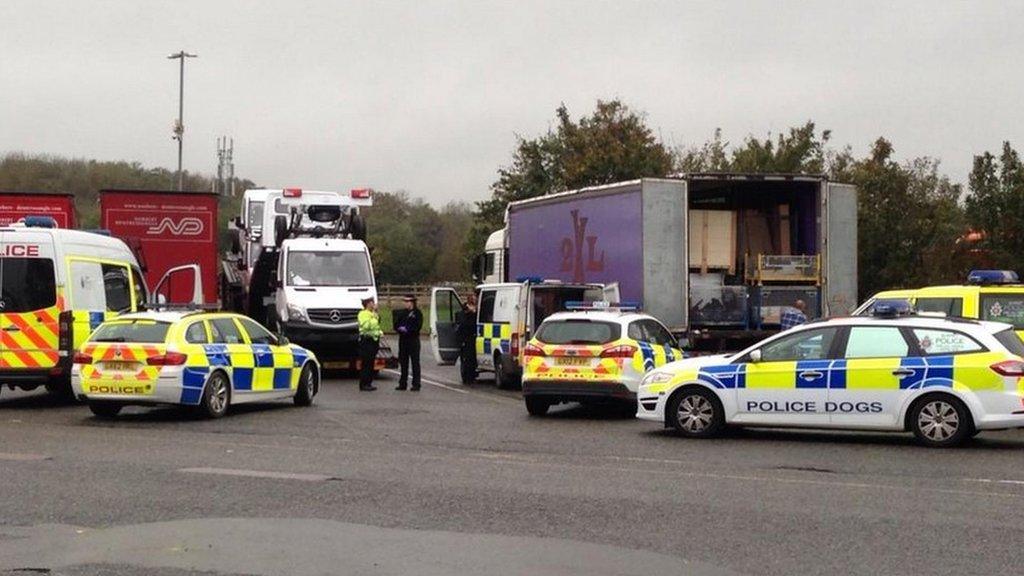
[350,214,367,241]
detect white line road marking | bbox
[383,369,468,394]
[0,452,50,461]
[178,467,332,482]
[383,369,522,405]
[966,478,1024,486]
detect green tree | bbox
[677,121,841,175]
[964,142,1024,272]
[467,99,675,258]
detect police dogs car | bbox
[521,302,682,416]
[72,311,320,419]
[636,303,1024,447]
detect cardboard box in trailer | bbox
[0,192,76,228]
[503,175,857,349]
[99,190,219,305]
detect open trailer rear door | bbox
[822,183,858,316]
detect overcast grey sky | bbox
[1,1,1020,204]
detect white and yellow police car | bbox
[521,303,683,416]
[637,306,1024,447]
[72,311,320,419]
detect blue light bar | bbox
[23,216,57,228]
[967,270,1020,285]
[871,298,913,318]
[565,301,641,312]
[515,275,545,284]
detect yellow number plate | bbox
[555,357,590,367]
[322,361,352,369]
[102,361,136,372]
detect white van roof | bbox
[1,227,137,262]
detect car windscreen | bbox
[0,257,56,312]
[89,320,172,343]
[535,320,620,345]
[994,328,1024,357]
[286,250,372,287]
[979,294,1024,329]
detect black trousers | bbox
[359,337,379,388]
[459,340,477,383]
[398,336,421,389]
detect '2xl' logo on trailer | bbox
[560,210,605,283]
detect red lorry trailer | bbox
[99,190,219,305]
[0,192,76,228]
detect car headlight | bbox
[287,304,307,322]
[641,371,673,386]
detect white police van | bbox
[636,303,1024,447]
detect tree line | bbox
[3,100,1021,297]
[470,100,1019,299]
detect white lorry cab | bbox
[0,218,200,399]
[223,188,384,371]
[430,278,619,388]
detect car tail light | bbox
[72,352,93,365]
[523,343,545,357]
[147,352,188,366]
[510,333,520,358]
[283,188,302,198]
[601,345,637,359]
[351,188,372,199]
[990,360,1024,376]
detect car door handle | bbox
[798,371,823,380]
[892,368,916,378]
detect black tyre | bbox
[909,394,973,448]
[494,355,519,390]
[525,396,551,417]
[45,376,76,403]
[294,364,318,407]
[667,387,724,438]
[197,371,231,419]
[88,402,122,419]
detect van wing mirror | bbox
[152,264,204,306]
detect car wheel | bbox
[88,402,122,419]
[525,396,551,416]
[198,371,231,419]
[45,376,76,403]
[667,387,724,438]
[495,355,510,389]
[910,394,973,448]
[294,364,317,407]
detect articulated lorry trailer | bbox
[477,175,857,351]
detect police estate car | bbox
[636,307,1024,447]
[72,311,320,419]
[521,303,683,416]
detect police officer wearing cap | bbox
[393,295,422,391]
[357,297,382,391]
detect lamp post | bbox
[168,50,197,191]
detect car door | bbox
[828,325,915,428]
[734,326,840,426]
[429,287,464,365]
[208,317,255,395]
[237,317,295,392]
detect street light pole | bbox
[168,50,197,191]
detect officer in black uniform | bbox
[394,295,422,391]
[456,293,478,384]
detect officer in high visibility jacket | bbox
[357,297,382,391]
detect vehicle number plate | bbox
[323,361,351,369]
[555,357,590,367]
[103,361,136,371]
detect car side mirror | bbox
[749,350,762,363]
[276,334,289,346]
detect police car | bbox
[856,270,1024,339]
[636,305,1024,447]
[521,302,683,416]
[72,311,320,419]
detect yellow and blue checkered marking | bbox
[476,322,512,355]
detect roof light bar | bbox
[350,188,372,199]
[967,270,1019,285]
[565,301,641,312]
[283,188,303,198]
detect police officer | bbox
[456,293,478,384]
[394,295,422,391]
[357,297,382,391]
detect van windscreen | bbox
[0,258,56,312]
[287,251,372,287]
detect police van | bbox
[637,305,1024,447]
[855,270,1024,338]
[430,279,619,388]
[0,219,199,400]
